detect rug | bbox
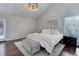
[14,41,65,56]
[14,41,48,56]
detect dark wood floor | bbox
[0,39,78,56]
[60,46,76,56]
[0,39,24,56]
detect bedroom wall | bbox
[37,4,66,33]
[0,15,37,41]
[37,3,79,33]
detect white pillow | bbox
[50,30,59,34]
[42,29,59,34]
[42,29,50,34]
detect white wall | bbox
[0,15,37,41]
[37,4,66,33]
[37,4,79,33]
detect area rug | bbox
[14,41,48,56]
[14,41,65,56]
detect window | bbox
[0,19,6,39]
[64,16,79,42]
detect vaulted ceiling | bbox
[0,3,52,19]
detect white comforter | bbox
[26,33,63,54]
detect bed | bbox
[26,29,63,54]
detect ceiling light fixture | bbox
[27,3,38,11]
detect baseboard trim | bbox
[0,41,6,43]
[7,37,26,42]
[2,37,26,42]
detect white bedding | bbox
[26,33,63,54]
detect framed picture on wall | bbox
[48,19,58,29]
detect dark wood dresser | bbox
[62,36,77,48]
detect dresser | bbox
[62,36,77,48]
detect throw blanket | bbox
[26,33,63,54]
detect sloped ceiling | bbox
[0,3,52,19]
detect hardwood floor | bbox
[0,39,24,56]
[60,46,76,56]
[0,39,78,56]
